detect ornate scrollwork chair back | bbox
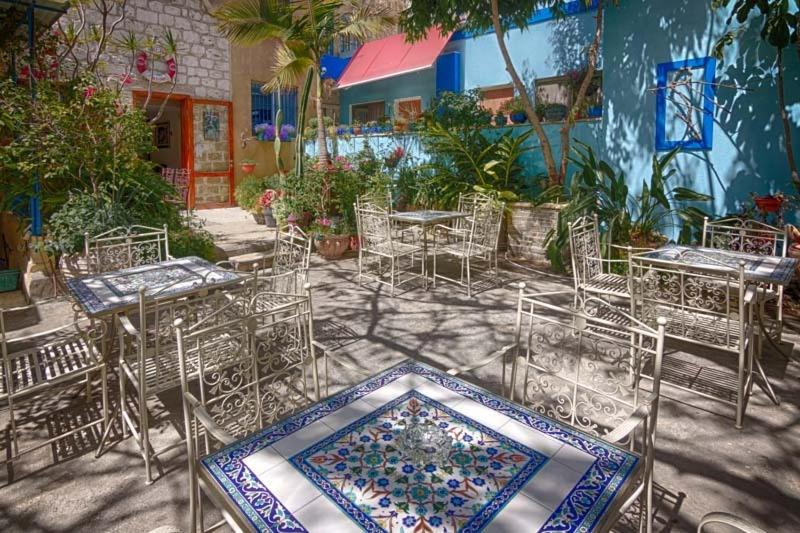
[272,225,312,281]
[117,277,251,484]
[356,187,393,212]
[702,217,788,257]
[176,286,321,533]
[702,216,788,341]
[448,286,666,533]
[629,251,755,428]
[84,225,170,274]
[515,289,666,532]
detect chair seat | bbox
[365,240,423,257]
[583,273,630,295]
[645,305,744,349]
[2,337,101,398]
[436,241,493,258]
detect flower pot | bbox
[263,207,277,227]
[353,126,362,135]
[494,115,508,127]
[510,112,527,124]
[316,234,350,259]
[544,105,568,122]
[755,195,782,213]
[349,235,360,252]
[252,212,266,225]
[587,106,602,118]
[241,163,256,174]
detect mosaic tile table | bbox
[66,256,243,318]
[388,211,468,290]
[200,360,640,532]
[636,245,798,286]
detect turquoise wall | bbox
[324,0,800,227]
[337,68,436,124]
[446,8,599,91]
[602,0,800,222]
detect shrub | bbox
[426,89,492,131]
[169,225,216,262]
[46,191,135,256]
[235,175,267,213]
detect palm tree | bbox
[215,0,394,169]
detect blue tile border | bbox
[200,360,639,532]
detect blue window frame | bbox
[655,57,716,151]
[251,82,297,133]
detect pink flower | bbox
[259,189,278,208]
[318,217,331,228]
[83,85,96,99]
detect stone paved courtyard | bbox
[1,250,799,532]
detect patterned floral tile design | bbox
[291,390,548,532]
[103,264,199,296]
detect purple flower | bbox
[279,124,296,140]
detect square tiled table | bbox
[200,361,640,532]
[66,256,244,318]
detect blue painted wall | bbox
[602,0,800,222]
[337,68,436,124]
[446,7,599,92]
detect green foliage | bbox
[282,165,326,219]
[545,141,711,271]
[0,79,174,226]
[712,0,799,54]
[418,121,534,208]
[46,192,135,255]
[426,90,493,131]
[169,225,217,262]
[236,175,267,213]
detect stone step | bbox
[0,289,29,309]
[226,251,274,271]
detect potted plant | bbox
[753,193,785,213]
[240,159,257,174]
[352,120,362,135]
[501,97,528,124]
[494,111,508,127]
[235,175,269,223]
[535,102,547,122]
[259,189,281,227]
[312,216,350,259]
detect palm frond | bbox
[262,43,315,93]
[214,0,296,44]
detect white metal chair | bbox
[447,285,666,533]
[697,512,767,533]
[630,250,756,428]
[355,203,424,295]
[116,279,251,484]
[85,225,171,274]
[0,306,109,469]
[432,199,504,297]
[271,224,312,281]
[176,285,321,533]
[702,216,788,343]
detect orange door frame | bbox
[132,91,196,208]
[191,98,235,209]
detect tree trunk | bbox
[559,0,604,182]
[295,69,314,177]
[776,48,800,189]
[314,70,330,166]
[489,0,559,186]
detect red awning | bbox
[336,28,451,89]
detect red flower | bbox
[83,86,96,99]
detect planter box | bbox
[506,202,566,263]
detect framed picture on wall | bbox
[154,121,171,148]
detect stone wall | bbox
[506,203,565,263]
[73,0,231,101]
[194,176,230,205]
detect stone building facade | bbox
[73,0,235,206]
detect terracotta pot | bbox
[755,195,782,213]
[241,163,256,174]
[316,234,350,259]
[349,235,360,251]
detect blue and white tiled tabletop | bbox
[636,245,798,286]
[66,256,243,317]
[200,361,639,532]
[389,211,468,225]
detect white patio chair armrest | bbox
[117,315,142,340]
[610,244,655,253]
[697,512,767,533]
[605,400,652,444]
[446,343,517,377]
[215,260,235,270]
[185,392,235,446]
